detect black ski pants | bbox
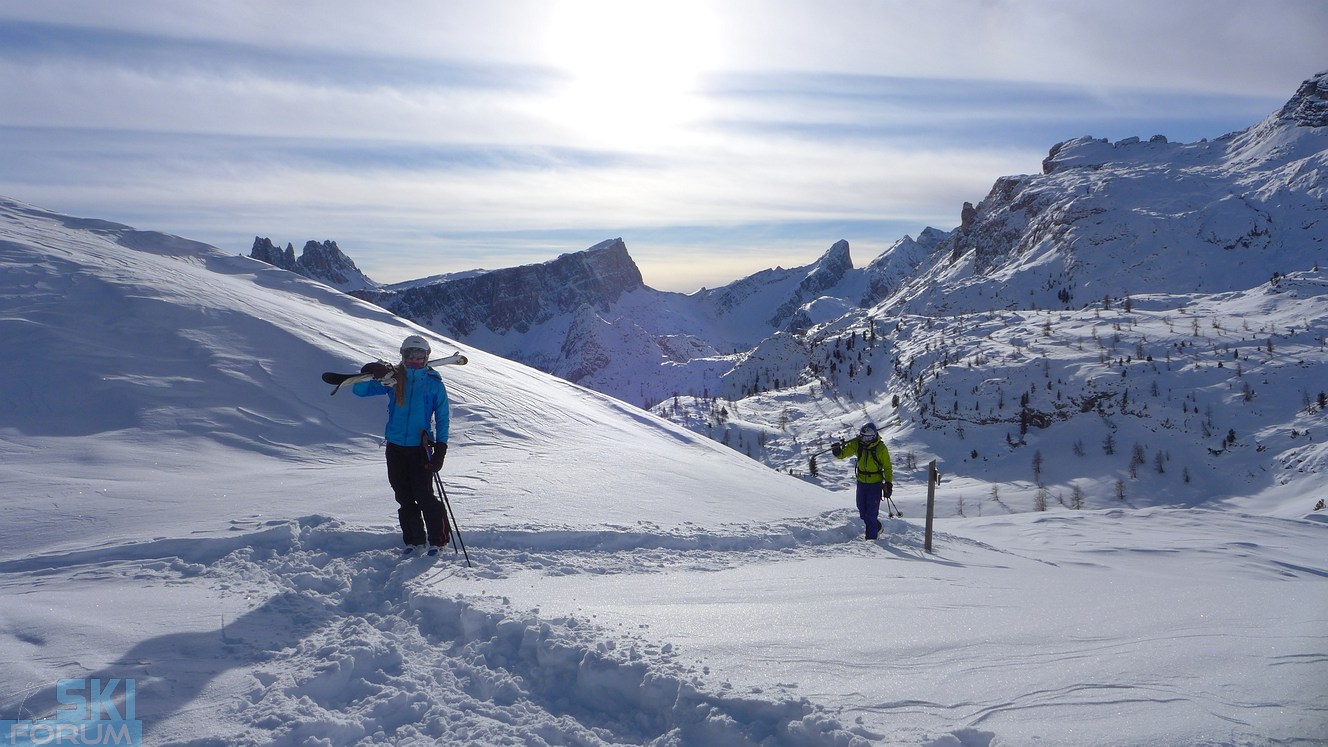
[385,442,449,547]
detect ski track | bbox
[3,513,1324,746]
[1,512,962,747]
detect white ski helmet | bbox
[400,334,431,357]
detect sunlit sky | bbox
[2,1,1324,292]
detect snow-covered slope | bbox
[0,197,831,560]
[1,198,1325,745]
[675,276,1328,515]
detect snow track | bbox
[2,515,898,746]
[457,511,940,579]
[4,511,1324,746]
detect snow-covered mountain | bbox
[880,71,1327,317]
[0,197,818,551]
[2,182,1325,744]
[318,75,1327,426]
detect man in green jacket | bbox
[833,422,893,539]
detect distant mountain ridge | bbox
[249,72,1326,421]
[332,232,931,405]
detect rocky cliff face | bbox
[250,237,297,270]
[249,238,378,292]
[861,227,948,306]
[364,238,645,338]
[766,240,855,329]
[1278,70,1328,129]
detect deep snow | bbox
[1,198,1326,746]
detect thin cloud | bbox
[709,0,1326,95]
[0,1,1322,292]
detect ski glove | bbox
[430,442,447,472]
[831,441,844,457]
[885,481,893,498]
[361,361,398,388]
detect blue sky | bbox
[1,1,1324,292]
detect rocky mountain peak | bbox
[1277,70,1328,128]
[560,237,644,294]
[764,240,856,331]
[296,240,378,292]
[365,238,645,340]
[249,237,297,270]
[818,239,853,272]
[249,237,377,292]
[802,239,854,293]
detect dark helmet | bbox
[859,422,878,443]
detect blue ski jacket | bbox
[353,365,449,446]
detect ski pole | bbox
[422,432,472,567]
[885,493,902,518]
[433,471,471,567]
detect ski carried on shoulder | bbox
[322,352,468,394]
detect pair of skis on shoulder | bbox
[321,352,468,395]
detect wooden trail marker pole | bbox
[925,460,939,553]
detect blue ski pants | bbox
[856,481,883,539]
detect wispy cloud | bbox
[0,2,1322,291]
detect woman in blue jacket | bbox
[354,334,451,555]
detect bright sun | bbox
[543,0,720,148]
